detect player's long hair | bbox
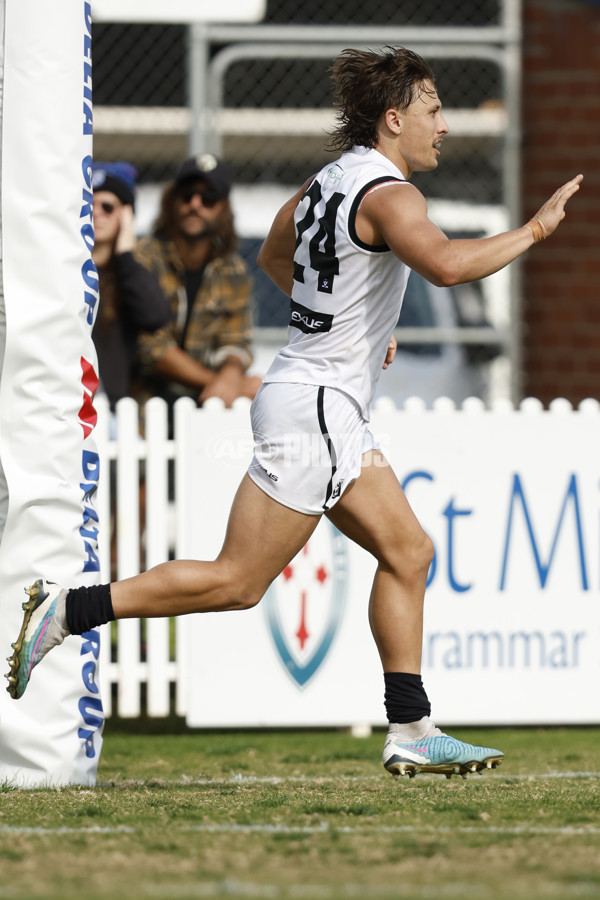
[153,181,238,258]
[328,46,437,152]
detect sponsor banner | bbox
[0,1,103,786]
[184,401,600,727]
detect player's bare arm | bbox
[358,174,583,287]
[257,176,314,295]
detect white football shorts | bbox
[247,382,380,515]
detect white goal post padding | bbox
[0,0,104,787]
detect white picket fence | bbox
[94,393,197,718]
[95,392,600,720]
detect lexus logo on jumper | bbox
[263,522,348,688]
[289,299,333,334]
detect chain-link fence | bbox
[91,0,521,403]
[263,0,502,25]
[93,7,511,197]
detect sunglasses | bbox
[98,200,119,215]
[178,187,221,208]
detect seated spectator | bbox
[135,154,262,410]
[91,161,171,412]
[92,162,173,578]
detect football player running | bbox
[6,46,582,779]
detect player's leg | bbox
[6,475,320,699]
[327,449,432,674]
[111,474,319,618]
[327,450,504,779]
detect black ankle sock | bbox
[384,672,431,724]
[65,583,115,635]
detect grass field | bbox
[1,724,599,900]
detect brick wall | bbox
[522,0,600,403]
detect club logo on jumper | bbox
[289,299,333,334]
[331,479,344,500]
[263,522,348,687]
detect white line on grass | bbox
[140,880,496,899]
[1,822,599,837]
[183,823,600,836]
[139,879,600,900]
[0,825,135,835]
[96,770,600,787]
[4,772,599,793]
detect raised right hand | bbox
[115,204,137,254]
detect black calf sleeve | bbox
[65,583,115,635]
[384,672,431,724]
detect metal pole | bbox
[187,21,209,155]
[502,0,524,402]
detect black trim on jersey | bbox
[348,176,404,252]
[317,386,338,512]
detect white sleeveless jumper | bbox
[263,146,410,420]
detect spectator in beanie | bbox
[135,154,261,410]
[91,161,171,412]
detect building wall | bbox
[522,0,600,403]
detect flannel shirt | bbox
[135,235,253,398]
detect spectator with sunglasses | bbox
[91,161,171,415]
[134,154,261,412]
